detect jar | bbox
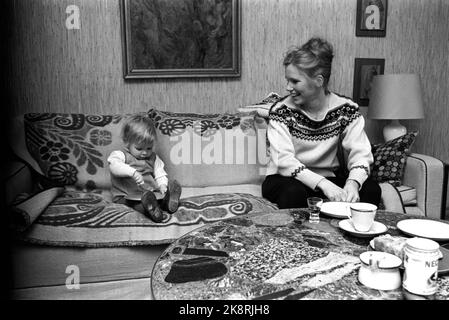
[402,237,440,296]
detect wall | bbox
[6,0,449,163]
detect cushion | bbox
[371,131,418,186]
[14,190,279,247]
[9,187,65,232]
[148,109,269,187]
[21,113,129,190]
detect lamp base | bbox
[383,120,407,141]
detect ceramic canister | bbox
[402,237,440,296]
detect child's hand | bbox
[159,184,168,196]
[132,171,144,186]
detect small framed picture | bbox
[356,0,388,37]
[352,58,385,106]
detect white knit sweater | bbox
[266,92,373,190]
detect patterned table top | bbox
[151,209,449,300]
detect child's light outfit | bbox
[108,149,168,202]
[108,148,181,223]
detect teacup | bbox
[349,202,377,232]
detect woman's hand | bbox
[343,180,360,203]
[317,179,347,202]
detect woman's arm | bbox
[341,114,373,186]
[268,119,326,190]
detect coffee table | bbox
[151,209,449,300]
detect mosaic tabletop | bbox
[151,209,449,300]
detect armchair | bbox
[380,153,445,219]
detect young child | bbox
[107,113,182,223]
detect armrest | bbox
[4,159,65,231]
[379,182,406,214]
[402,153,445,219]
[4,160,35,206]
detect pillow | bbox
[370,131,418,186]
[9,187,65,232]
[21,113,128,190]
[147,109,269,187]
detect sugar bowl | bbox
[358,251,402,291]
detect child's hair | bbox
[121,113,156,148]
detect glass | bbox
[307,197,323,224]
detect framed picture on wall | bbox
[352,58,385,106]
[121,0,241,79]
[356,0,388,37]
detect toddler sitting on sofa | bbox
[107,113,182,223]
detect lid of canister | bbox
[405,237,440,251]
[359,251,402,269]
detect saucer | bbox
[338,219,388,238]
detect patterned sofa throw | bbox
[15,191,278,247]
[14,110,277,246]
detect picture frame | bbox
[352,58,385,106]
[356,0,388,37]
[121,0,241,79]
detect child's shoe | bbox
[141,191,165,223]
[163,180,182,214]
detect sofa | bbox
[6,106,445,299]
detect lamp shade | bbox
[367,74,424,119]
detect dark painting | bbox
[122,0,241,78]
[352,58,385,106]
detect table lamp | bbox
[367,74,424,141]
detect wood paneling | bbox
[6,0,449,162]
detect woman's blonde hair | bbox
[121,113,156,148]
[283,37,334,93]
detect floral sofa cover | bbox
[7,109,278,247]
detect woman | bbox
[262,37,381,209]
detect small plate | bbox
[396,219,449,241]
[320,202,351,219]
[338,219,388,238]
